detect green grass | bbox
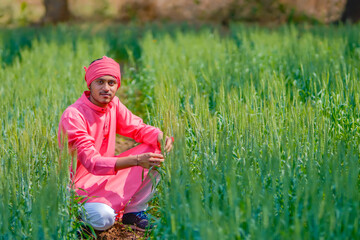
[0,23,359,239]
[139,25,360,239]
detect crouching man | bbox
[58,56,173,232]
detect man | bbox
[58,56,173,232]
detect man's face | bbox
[89,75,118,108]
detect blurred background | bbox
[0,0,359,26]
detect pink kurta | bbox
[58,91,162,212]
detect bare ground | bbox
[115,135,137,155]
[79,221,146,240]
[95,222,146,240]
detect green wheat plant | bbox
[0,23,359,239]
[138,25,360,239]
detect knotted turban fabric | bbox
[84,56,121,89]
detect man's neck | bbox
[88,95,108,108]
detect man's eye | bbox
[98,80,103,84]
[109,81,115,86]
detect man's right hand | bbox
[136,153,164,169]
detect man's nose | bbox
[102,83,110,91]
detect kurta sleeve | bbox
[59,115,118,176]
[115,99,162,146]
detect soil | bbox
[79,221,146,240]
[115,135,137,155]
[95,222,146,240]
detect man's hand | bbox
[136,153,164,169]
[157,133,174,152]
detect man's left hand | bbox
[157,133,174,152]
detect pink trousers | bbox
[78,144,160,230]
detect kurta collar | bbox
[81,91,112,113]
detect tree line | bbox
[43,0,359,24]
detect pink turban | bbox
[84,56,121,89]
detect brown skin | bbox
[157,132,173,152]
[89,75,118,108]
[88,75,174,171]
